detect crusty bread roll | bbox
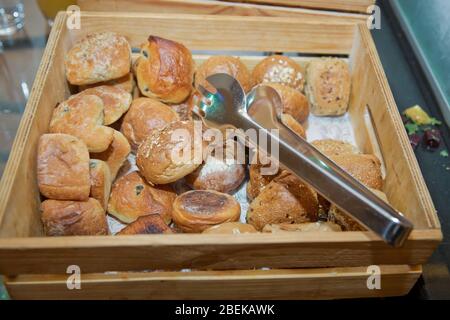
[169,89,201,121]
[263,83,309,123]
[79,72,135,94]
[107,171,176,224]
[263,221,341,233]
[37,133,90,201]
[252,55,305,91]
[65,32,131,85]
[136,120,205,184]
[135,36,194,103]
[280,113,306,139]
[246,152,279,201]
[311,139,358,157]
[49,94,114,153]
[305,58,351,116]
[172,190,241,233]
[117,214,173,235]
[76,85,132,125]
[121,97,179,151]
[89,159,112,210]
[195,56,253,93]
[203,222,258,234]
[91,130,131,180]
[41,198,108,236]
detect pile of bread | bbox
[37,32,388,236]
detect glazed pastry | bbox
[76,85,132,125]
[79,72,135,94]
[135,36,194,103]
[65,32,131,85]
[252,55,305,91]
[262,221,342,233]
[265,83,309,123]
[136,120,205,184]
[37,133,90,201]
[195,55,253,93]
[172,190,241,233]
[305,58,351,116]
[107,171,175,224]
[280,113,306,139]
[121,97,179,151]
[49,94,114,152]
[117,214,173,235]
[41,198,108,236]
[91,130,131,180]
[203,222,258,234]
[89,159,112,210]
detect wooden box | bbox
[0,12,442,299]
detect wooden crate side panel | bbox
[5,265,420,299]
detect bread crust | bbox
[280,113,306,139]
[311,139,358,157]
[79,72,135,94]
[38,133,90,201]
[263,221,341,233]
[203,222,258,234]
[135,36,194,103]
[117,214,173,235]
[65,32,131,85]
[41,198,108,236]
[89,159,112,210]
[265,83,309,123]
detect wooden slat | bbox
[5,265,421,299]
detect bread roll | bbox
[246,152,279,201]
[311,139,358,157]
[41,198,108,236]
[265,83,309,123]
[195,56,253,93]
[89,159,112,210]
[172,190,241,233]
[169,89,201,121]
[136,120,205,184]
[91,130,131,180]
[263,221,341,233]
[107,171,176,224]
[305,58,351,116]
[65,32,131,85]
[49,94,114,153]
[280,113,306,139]
[76,85,132,125]
[135,36,194,103]
[121,97,179,151]
[79,72,135,94]
[203,222,258,234]
[117,214,173,235]
[252,55,305,91]
[37,133,90,201]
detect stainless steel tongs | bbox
[194,73,413,247]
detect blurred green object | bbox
[0,276,10,299]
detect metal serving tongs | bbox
[194,73,413,247]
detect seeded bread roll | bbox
[262,221,342,233]
[135,36,194,103]
[264,83,309,123]
[41,198,108,236]
[195,56,253,93]
[89,159,112,210]
[172,190,241,233]
[91,130,131,180]
[37,133,90,201]
[65,32,131,85]
[252,55,305,91]
[49,94,114,153]
[305,58,351,116]
[280,113,306,139]
[107,171,176,224]
[79,72,135,94]
[117,214,173,235]
[121,97,179,151]
[203,222,258,234]
[136,120,205,185]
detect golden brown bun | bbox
[203,222,258,234]
[41,198,108,236]
[280,113,306,139]
[136,120,205,184]
[121,97,179,151]
[252,55,305,91]
[79,72,135,94]
[169,89,201,121]
[38,133,90,201]
[89,159,112,210]
[247,172,319,231]
[76,85,132,125]
[65,32,131,85]
[172,190,241,233]
[262,221,342,233]
[195,56,253,93]
[311,139,358,157]
[117,214,173,235]
[266,83,309,123]
[49,94,114,153]
[305,58,351,116]
[91,130,131,180]
[135,36,194,103]
[107,171,175,224]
